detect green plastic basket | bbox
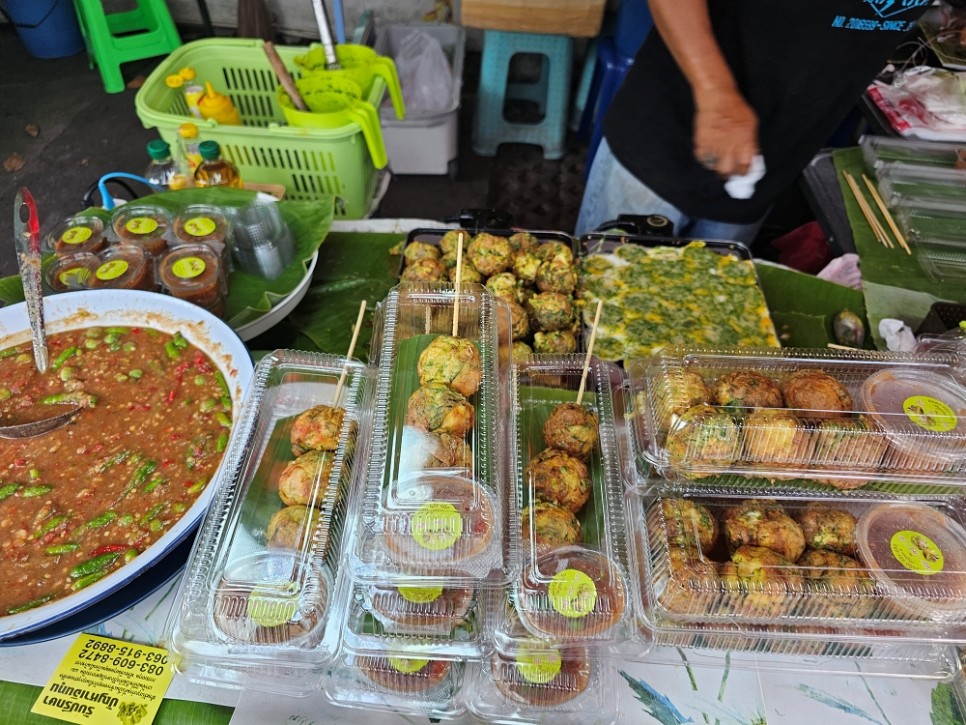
[135,38,385,218]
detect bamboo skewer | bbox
[576,299,604,406]
[843,171,891,249]
[862,173,912,255]
[333,299,367,405]
[452,232,464,337]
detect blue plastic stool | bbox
[472,30,573,160]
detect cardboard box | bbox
[460,0,606,37]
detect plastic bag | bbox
[393,30,453,116]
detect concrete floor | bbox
[0,24,593,281]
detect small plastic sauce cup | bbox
[111,204,171,258]
[172,204,231,271]
[89,245,158,292]
[44,252,98,292]
[159,244,227,318]
[46,215,107,255]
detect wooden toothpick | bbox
[333,299,367,405]
[576,299,604,405]
[452,232,464,337]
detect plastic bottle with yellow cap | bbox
[179,67,205,119]
[176,122,203,184]
[198,82,242,126]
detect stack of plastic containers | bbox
[623,345,966,678]
[322,282,517,719]
[164,350,373,695]
[466,354,636,723]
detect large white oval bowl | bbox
[0,290,254,642]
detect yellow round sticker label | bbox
[548,569,598,619]
[96,260,129,281]
[903,396,957,433]
[247,581,299,627]
[58,268,90,287]
[171,256,206,279]
[397,585,443,604]
[124,216,159,235]
[891,530,944,576]
[61,226,93,245]
[411,502,463,551]
[515,647,562,684]
[183,216,216,237]
[388,657,429,674]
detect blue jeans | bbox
[575,138,766,245]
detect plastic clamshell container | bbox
[861,134,966,172]
[43,252,98,293]
[323,652,465,720]
[45,214,107,256]
[89,244,159,292]
[164,350,373,696]
[506,355,630,646]
[631,489,966,649]
[578,235,779,362]
[875,162,966,208]
[159,243,228,318]
[350,282,514,584]
[399,228,582,356]
[110,203,171,257]
[629,346,966,490]
[896,200,966,245]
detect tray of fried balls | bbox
[465,590,615,721]
[627,346,966,491]
[629,489,966,655]
[398,228,583,362]
[164,350,371,697]
[500,354,630,656]
[350,282,512,586]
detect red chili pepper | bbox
[90,543,128,557]
[14,458,26,467]
[160,459,173,468]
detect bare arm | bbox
[648,0,758,176]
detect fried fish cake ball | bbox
[521,501,582,548]
[793,502,858,556]
[417,334,482,397]
[797,549,876,619]
[291,404,345,455]
[542,402,599,459]
[486,271,521,304]
[781,369,852,419]
[507,300,530,341]
[661,371,712,419]
[508,231,539,253]
[664,405,740,473]
[720,545,803,619]
[533,329,578,354]
[512,249,542,283]
[448,260,483,285]
[658,498,719,552]
[511,340,533,362]
[742,408,813,466]
[439,229,469,256]
[526,447,591,514]
[467,232,513,276]
[811,417,886,489]
[405,383,475,437]
[533,240,574,267]
[266,505,323,549]
[527,291,573,331]
[713,370,783,412]
[535,261,577,295]
[401,257,446,283]
[424,431,473,470]
[660,546,719,615]
[403,241,441,266]
[278,450,335,507]
[722,499,806,562]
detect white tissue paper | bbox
[724,155,766,199]
[879,318,918,352]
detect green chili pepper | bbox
[142,476,164,494]
[106,326,130,335]
[7,594,55,614]
[128,369,143,380]
[59,366,75,381]
[214,371,230,398]
[21,485,53,498]
[149,519,163,532]
[117,514,134,526]
[165,341,180,360]
[71,570,110,591]
[220,395,232,411]
[50,346,78,369]
[216,432,229,453]
[131,460,157,487]
[123,548,138,563]
[199,398,217,413]
[40,391,97,407]
[70,551,123,579]
[172,332,188,350]
[215,412,232,429]
[139,503,164,527]
[46,543,80,555]
[0,483,20,500]
[0,346,25,359]
[186,480,207,495]
[96,449,131,472]
[82,511,117,530]
[33,514,69,539]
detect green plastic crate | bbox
[135,38,384,218]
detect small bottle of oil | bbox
[193,140,243,189]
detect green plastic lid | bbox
[198,140,221,161]
[147,139,172,160]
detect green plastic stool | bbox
[73,0,182,93]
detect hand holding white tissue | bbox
[725,155,766,199]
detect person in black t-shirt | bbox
[575,0,937,245]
